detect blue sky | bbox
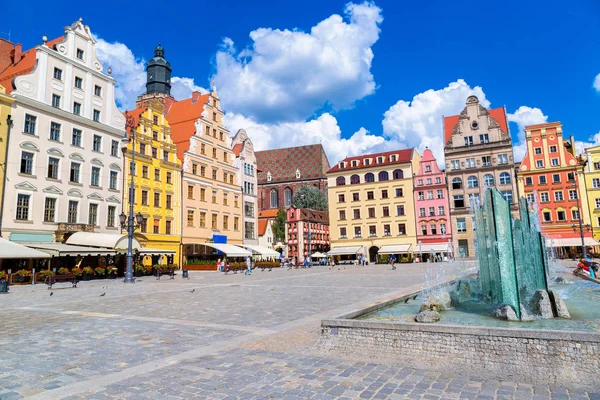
[2,0,600,164]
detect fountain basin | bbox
[319,279,600,391]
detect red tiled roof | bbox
[443,107,508,143]
[232,143,243,157]
[0,37,63,93]
[122,105,146,132]
[258,219,269,236]
[256,144,330,184]
[164,92,210,162]
[524,121,562,130]
[327,148,414,173]
[258,209,279,219]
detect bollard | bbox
[182,269,189,279]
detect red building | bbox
[256,144,330,210]
[516,122,593,254]
[286,207,330,262]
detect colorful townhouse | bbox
[516,122,595,253]
[0,20,125,244]
[413,148,452,259]
[583,145,600,242]
[326,149,421,263]
[231,128,258,245]
[0,84,14,237]
[444,96,519,258]
[286,206,329,262]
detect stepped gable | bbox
[164,91,210,162]
[443,106,508,144]
[256,144,330,184]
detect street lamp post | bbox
[120,112,144,283]
[571,182,591,259]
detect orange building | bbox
[516,122,596,254]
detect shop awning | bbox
[311,252,327,258]
[237,244,280,257]
[378,244,412,254]
[66,232,141,251]
[546,237,600,247]
[201,243,252,257]
[138,248,177,255]
[0,238,50,259]
[327,246,363,256]
[23,243,115,257]
[414,243,452,253]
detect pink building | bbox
[413,148,452,258]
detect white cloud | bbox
[506,106,548,161]
[575,131,600,156]
[224,112,387,163]
[94,38,207,110]
[594,73,600,92]
[381,79,489,165]
[214,1,383,123]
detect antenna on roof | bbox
[0,30,11,42]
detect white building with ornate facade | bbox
[0,19,125,243]
[231,129,258,245]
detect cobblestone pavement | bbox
[0,262,598,399]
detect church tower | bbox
[146,43,171,95]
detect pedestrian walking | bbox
[245,256,252,275]
[391,254,396,270]
[217,258,222,272]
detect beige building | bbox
[443,96,519,257]
[327,149,421,263]
[167,88,243,261]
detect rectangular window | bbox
[498,154,508,164]
[352,193,359,201]
[526,193,535,204]
[154,192,160,207]
[94,85,102,96]
[20,151,33,175]
[340,227,347,238]
[367,191,374,200]
[536,160,544,168]
[212,190,217,204]
[525,177,533,186]
[430,224,437,235]
[369,225,376,237]
[567,172,575,182]
[397,205,405,216]
[457,218,467,233]
[234,217,239,231]
[109,171,118,190]
[74,76,83,89]
[354,227,362,237]
[436,177,441,183]
[464,136,473,146]
[154,219,160,234]
[549,145,557,153]
[426,178,432,185]
[429,207,435,216]
[68,200,78,223]
[437,189,444,199]
[569,190,578,200]
[338,194,345,203]
[425,165,431,172]
[223,215,229,230]
[139,143,146,156]
[211,214,217,229]
[199,212,206,227]
[451,160,460,170]
[543,212,552,222]
[154,169,160,181]
[212,148,217,158]
[419,208,426,217]
[141,190,149,205]
[53,67,62,80]
[151,147,157,158]
[383,224,391,236]
[502,191,513,203]
[539,175,547,184]
[368,208,375,218]
[381,189,388,199]
[440,223,447,235]
[88,203,98,225]
[165,220,172,235]
[76,48,84,59]
[73,102,81,115]
[479,134,489,143]
[572,210,580,221]
[339,210,346,220]
[557,211,566,221]
[166,172,172,184]
[166,194,172,210]
[212,169,217,180]
[551,158,559,167]
[69,162,80,182]
[140,218,147,233]
[50,122,61,141]
[52,94,61,108]
[91,167,100,187]
[427,191,434,200]
[353,209,360,219]
[552,174,560,183]
[93,135,102,152]
[72,128,82,146]
[24,114,37,134]
[187,210,195,227]
[594,162,600,171]
[192,164,197,175]
[382,206,390,217]
[438,206,445,215]
[44,197,56,222]
[418,179,423,186]
[187,186,194,199]
[141,165,148,179]
[16,194,30,220]
[398,224,406,235]
[540,192,549,202]
[554,191,563,201]
[395,188,403,197]
[535,148,542,155]
[453,195,465,208]
[163,150,169,162]
[200,188,206,201]
[481,156,491,166]
[107,206,116,227]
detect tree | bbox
[292,185,328,211]
[271,208,287,242]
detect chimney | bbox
[0,39,15,74]
[191,91,201,103]
[569,135,577,157]
[12,44,22,64]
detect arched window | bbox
[350,174,360,184]
[336,176,346,186]
[467,176,479,188]
[378,171,389,181]
[483,174,495,187]
[499,172,511,185]
[270,189,278,208]
[392,169,403,179]
[284,187,292,207]
[452,177,462,190]
[365,173,375,183]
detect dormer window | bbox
[76,48,84,60]
[267,171,272,182]
[377,157,384,163]
[338,162,345,169]
[352,160,358,167]
[295,169,301,179]
[364,159,370,166]
[390,155,396,162]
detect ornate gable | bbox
[14,181,37,191]
[67,189,83,197]
[106,195,121,204]
[43,185,63,194]
[87,192,104,201]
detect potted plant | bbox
[57,267,69,275]
[82,266,95,281]
[37,269,55,283]
[13,269,32,283]
[94,267,106,278]
[134,264,144,277]
[144,264,153,276]
[0,270,7,280]
[71,267,83,278]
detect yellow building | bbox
[583,145,600,242]
[326,149,421,263]
[123,98,182,266]
[0,84,15,236]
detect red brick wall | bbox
[257,178,328,210]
